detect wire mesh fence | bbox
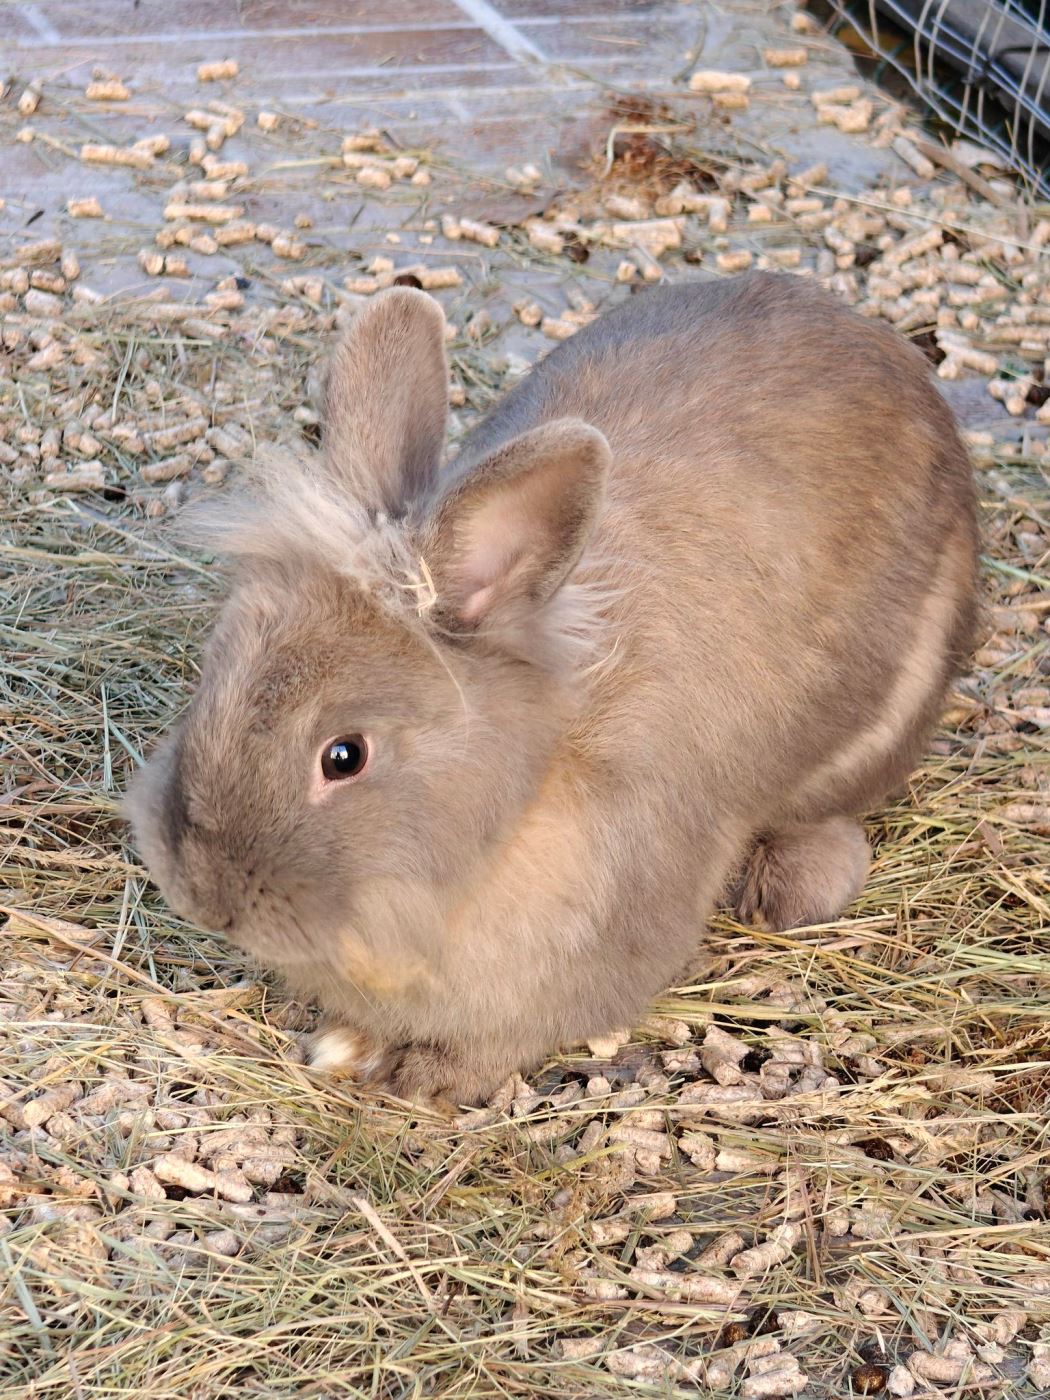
[822,0,1049,193]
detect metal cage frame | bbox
[824,0,1050,193]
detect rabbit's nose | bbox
[199,880,246,936]
[167,854,243,936]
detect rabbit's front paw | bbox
[304,1023,389,1079]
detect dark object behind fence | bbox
[824,0,1049,194]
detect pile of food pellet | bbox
[2,47,1047,518]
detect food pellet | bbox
[19,83,42,115]
[202,156,247,179]
[631,245,664,281]
[198,59,239,82]
[689,70,751,93]
[44,463,106,491]
[343,129,384,152]
[67,196,103,218]
[140,454,193,484]
[86,79,130,101]
[417,267,462,290]
[271,233,306,259]
[24,288,63,316]
[528,223,564,255]
[186,180,229,201]
[16,237,62,265]
[163,202,244,223]
[357,166,391,191]
[458,219,500,248]
[892,136,936,180]
[25,343,65,371]
[81,143,153,169]
[819,101,873,133]
[707,197,731,233]
[205,289,243,309]
[344,276,379,295]
[713,92,750,111]
[717,250,754,273]
[30,270,65,293]
[605,194,650,221]
[764,47,807,66]
[609,217,682,256]
[135,134,171,156]
[216,222,256,245]
[811,85,861,105]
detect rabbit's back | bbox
[457,274,967,532]
[455,274,976,827]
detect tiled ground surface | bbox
[1,0,1015,436]
[11,9,908,195]
[3,1,898,188]
[2,0,912,368]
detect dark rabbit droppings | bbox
[857,1137,896,1162]
[852,1362,889,1394]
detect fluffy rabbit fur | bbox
[126,275,977,1105]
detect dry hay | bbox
[2,24,1050,1400]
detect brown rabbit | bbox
[126,275,977,1105]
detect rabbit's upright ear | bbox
[423,418,610,630]
[322,288,448,514]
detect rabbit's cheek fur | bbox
[342,939,437,999]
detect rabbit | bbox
[125,274,977,1106]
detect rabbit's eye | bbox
[321,735,369,781]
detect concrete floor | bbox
[1,2,1021,445]
[1,1,910,308]
[3,0,900,178]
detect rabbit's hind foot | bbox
[735,817,870,931]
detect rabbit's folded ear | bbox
[422,418,610,631]
[323,287,448,514]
